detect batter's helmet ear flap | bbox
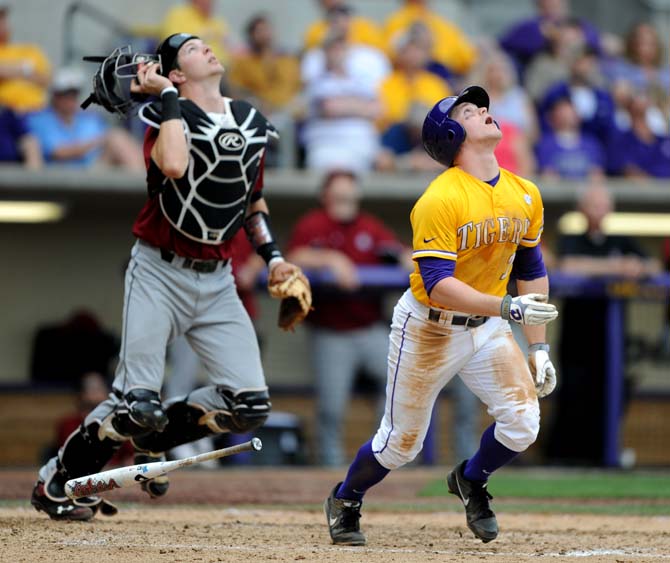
[421,96,466,168]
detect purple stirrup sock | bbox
[463,423,519,483]
[336,440,390,502]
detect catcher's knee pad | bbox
[100,388,168,441]
[132,388,271,454]
[207,387,271,433]
[494,401,540,452]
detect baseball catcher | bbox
[31,34,310,521]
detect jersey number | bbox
[500,252,516,281]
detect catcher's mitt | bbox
[268,269,312,331]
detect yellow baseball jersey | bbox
[410,167,544,309]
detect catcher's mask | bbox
[80,45,160,116]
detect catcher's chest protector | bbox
[139,98,278,244]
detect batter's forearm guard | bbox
[244,211,283,265]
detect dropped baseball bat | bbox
[64,437,262,499]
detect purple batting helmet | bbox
[422,85,490,167]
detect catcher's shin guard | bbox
[60,421,123,478]
[132,387,271,453]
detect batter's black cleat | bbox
[134,453,170,499]
[447,460,498,543]
[324,482,366,546]
[31,480,94,521]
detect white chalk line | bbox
[57,539,670,559]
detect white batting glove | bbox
[501,293,558,325]
[527,343,557,398]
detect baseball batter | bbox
[31,33,309,521]
[325,86,558,545]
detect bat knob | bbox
[251,437,263,451]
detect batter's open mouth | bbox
[485,116,494,125]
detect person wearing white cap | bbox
[26,67,143,169]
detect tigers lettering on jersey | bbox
[456,217,530,250]
[409,167,544,309]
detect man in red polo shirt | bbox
[31,33,304,521]
[287,170,411,466]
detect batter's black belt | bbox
[159,248,228,273]
[428,309,489,328]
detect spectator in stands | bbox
[524,18,586,104]
[468,47,536,176]
[27,68,144,170]
[539,47,615,144]
[379,24,451,133]
[159,0,231,67]
[376,25,450,172]
[476,48,538,138]
[603,22,669,96]
[303,0,385,53]
[499,0,600,75]
[301,4,390,91]
[0,3,51,113]
[30,309,119,388]
[535,95,605,180]
[286,170,412,466]
[383,0,477,78]
[0,104,42,167]
[546,183,660,465]
[228,14,301,167]
[301,32,383,172]
[228,14,300,116]
[607,90,670,179]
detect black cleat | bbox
[324,482,366,546]
[447,460,499,543]
[134,453,170,499]
[31,480,94,521]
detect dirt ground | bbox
[2,468,669,563]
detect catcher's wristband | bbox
[244,211,283,265]
[528,343,550,353]
[160,87,181,121]
[500,294,513,320]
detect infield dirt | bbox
[1,468,668,562]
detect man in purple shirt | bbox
[535,95,605,180]
[500,0,600,74]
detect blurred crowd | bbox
[0,0,668,178]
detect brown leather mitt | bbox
[267,268,313,331]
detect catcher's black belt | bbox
[158,248,228,273]
[428,309,489,328]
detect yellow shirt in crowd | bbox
[0,44,51,113]
[160,4,230,66]
[379,70,451,129]
[303,17,386,52]
[410,167,544,309]
[228,52,300,110]
[384,5,477,75]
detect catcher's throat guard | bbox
[81,45,161,116]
